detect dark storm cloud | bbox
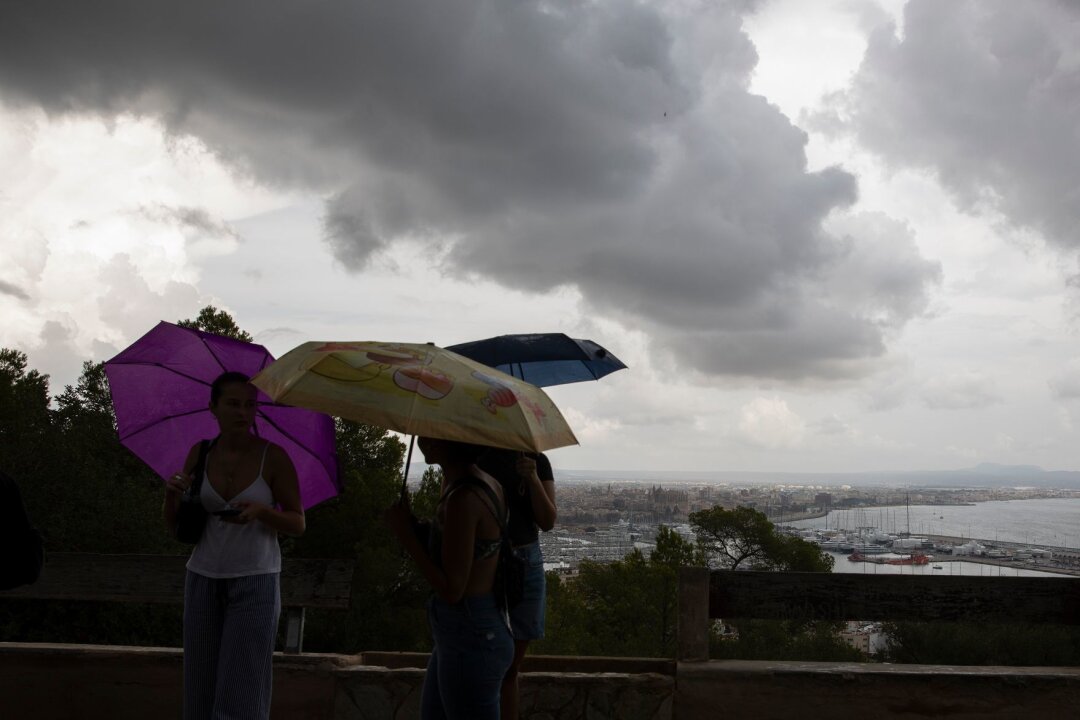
[0,279,30,300]
[0,0,938,380]
[813,0,1080,250]
[137,205,238,241]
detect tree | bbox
[685,505,857,661]
[280,418,435,653]
[882,621,1080,666]
[689,505,833,572]
[411,465,443,522]
[709,619,866,662]
[49,361,169,553]
[536,525,705,658]
[0,349,54,485]
[177,305,253,342]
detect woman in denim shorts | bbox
[385,438,514,719]
[477,449,556,719]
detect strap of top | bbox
[444,476,508,533]
[258,442,270,478]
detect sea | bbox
[789,498,1080,578]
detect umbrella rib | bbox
[108,361,214,388]
[256,411,341,489]
[117,407,209,442]
[200,338,231,375]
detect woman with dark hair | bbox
[384,437,514,720]
[163,371,305,720]
[476,448,556,719]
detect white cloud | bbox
[737,396,806,448]
[1049,360,1080,400]
[0,109,287,385]
[921,372,1002,410]
[816,0,1080,253]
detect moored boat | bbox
[886,553,930,566]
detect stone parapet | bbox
[676,660,1080,720]
[0,643,673,720]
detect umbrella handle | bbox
[400,435,416,500]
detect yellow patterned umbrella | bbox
[251,341,578,452]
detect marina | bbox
[533,497,1080,578]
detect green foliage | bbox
[411,465,443,522]
[710,619,866,662]
[0,355,183,645]
[685,505,845,660]
[689,505,833,572]
[0,349,53,483]
[882,622,1080,666]
[176,305,253,342]
[535,526,703,658]
[47,361,171,554]
[283,419,433,652]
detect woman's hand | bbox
[516,454,541,488]
[221,501,267,525]
[164,472,192,505]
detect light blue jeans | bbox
[421,593,514,720]
[510,541,547,640]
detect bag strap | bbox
[450,476,509,537]
[187,438,217,496]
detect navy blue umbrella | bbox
[446,333,627,388]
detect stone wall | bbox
[0,644,673,720]
[676,660,1080,720]
[7,643,1078,720]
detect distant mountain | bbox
[549,464,1080,490]
[406,460,1080,489]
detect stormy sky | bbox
[2,0,1078,473]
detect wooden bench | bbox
[0,553,354,654]
[677,567,1080,661]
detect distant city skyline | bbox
[3,1,1079,474]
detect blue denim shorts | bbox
[422,593,513,719]
[509,541,546,641]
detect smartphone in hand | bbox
[212,508,242,518]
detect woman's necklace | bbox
[215,445,250,495]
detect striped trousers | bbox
[183,571,281,720]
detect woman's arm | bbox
[163,443,201,536]
[231,444,305,536]
[384,490,479,604]
[519,454,557,531]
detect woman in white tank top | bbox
[163,371,305,720]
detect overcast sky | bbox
[2,0,1079,473]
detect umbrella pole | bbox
[400,435,416,500]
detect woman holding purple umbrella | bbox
[163,371,305,720]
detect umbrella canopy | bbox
[251,341,578,453]
[446,333,626,387]
[104,321,340,510]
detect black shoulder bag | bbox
[462,476,525,611]
[175,439,214,545]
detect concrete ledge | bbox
[676,660,1080,720]
[359,650,674,675]
[0,643,674,720]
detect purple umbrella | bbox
[104,321,340,510]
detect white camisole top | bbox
[186,443,282,578]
